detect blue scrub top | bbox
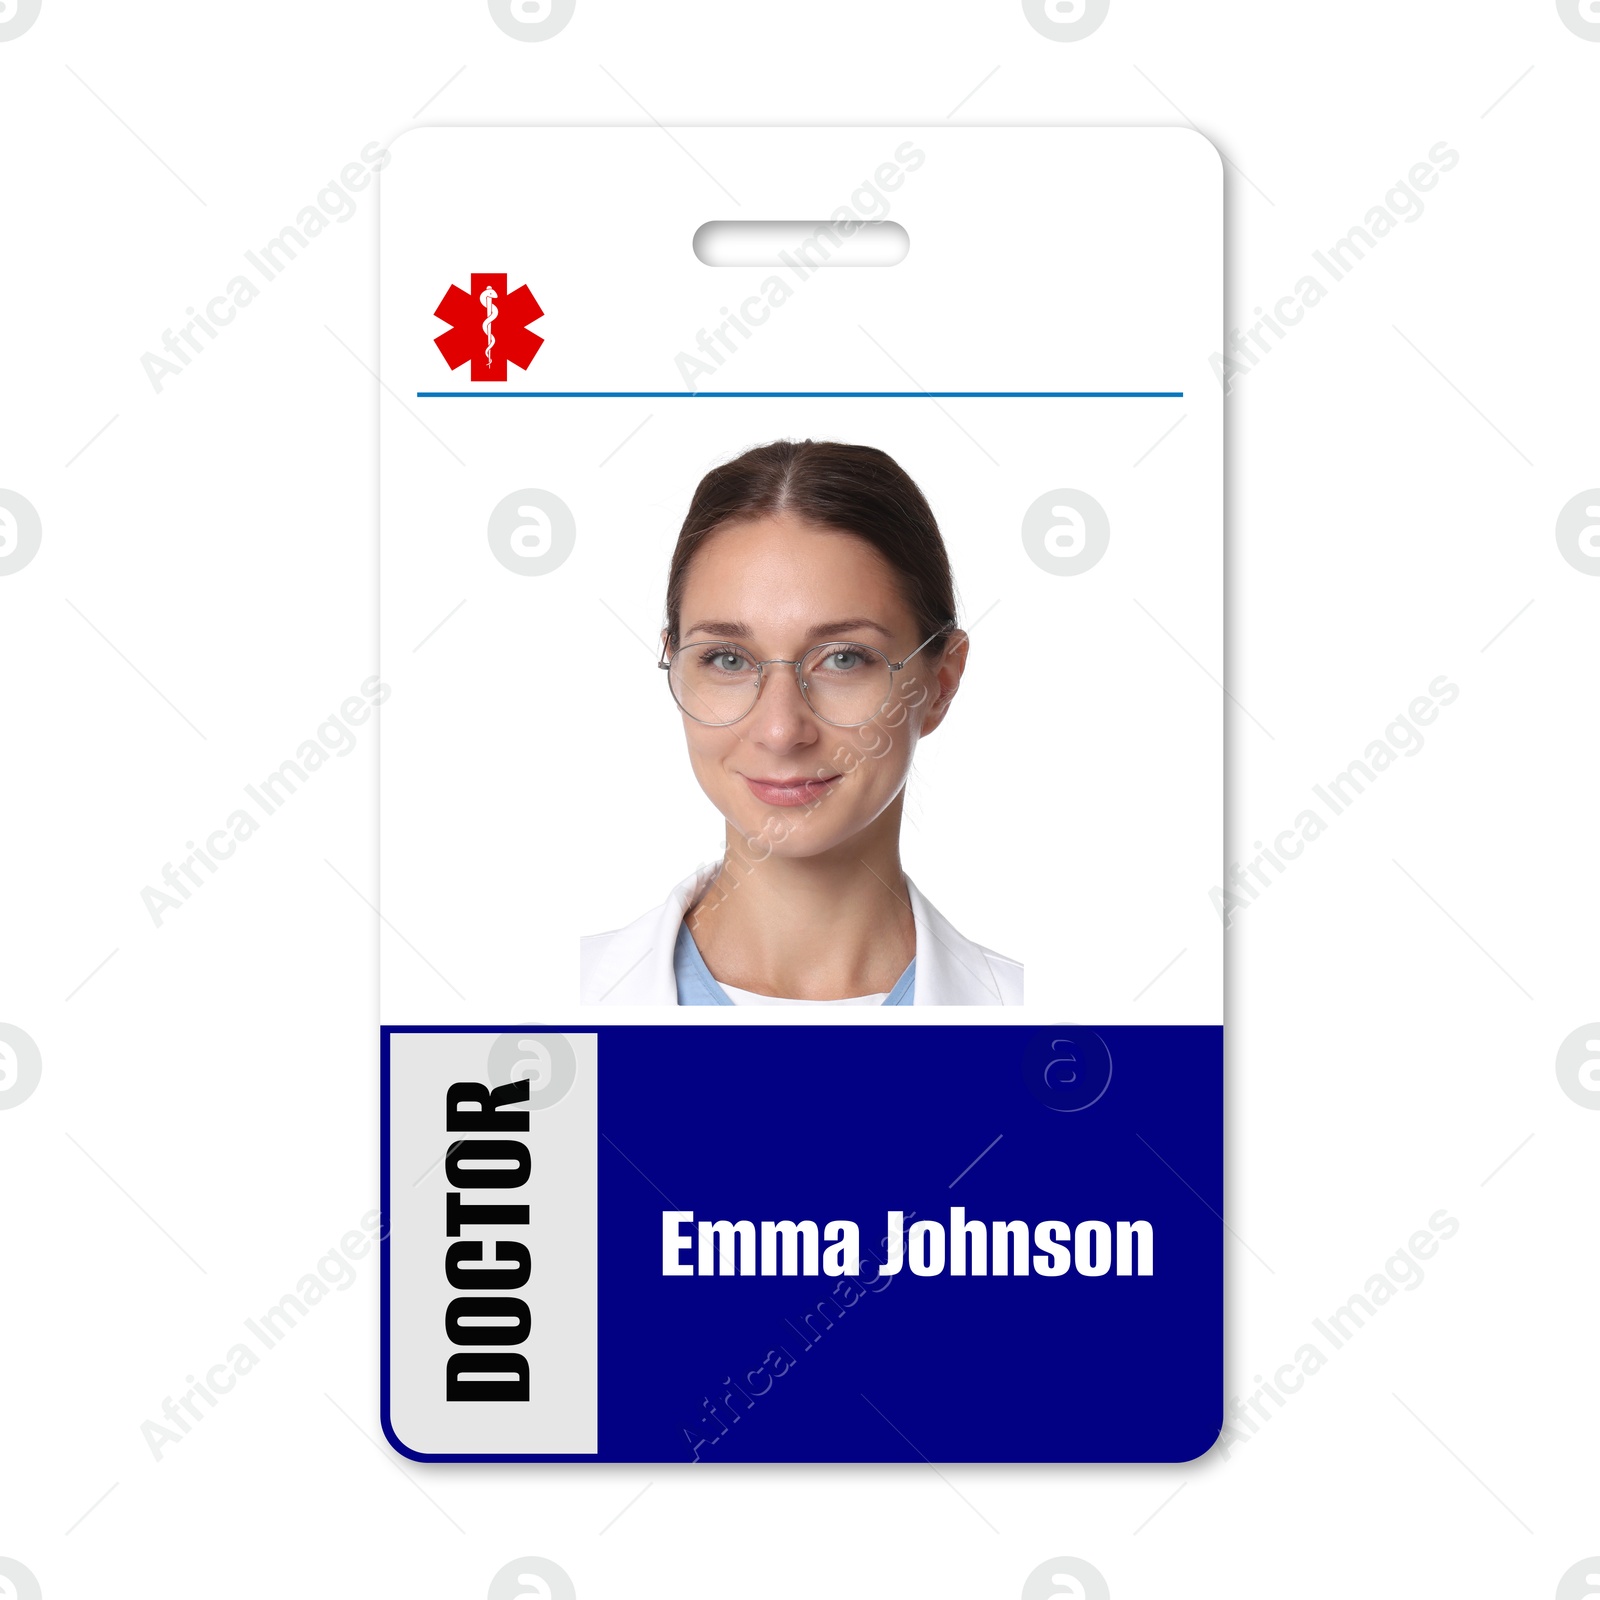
[673,924,915,1007]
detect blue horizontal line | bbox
[414,390,1184,399]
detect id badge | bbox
[377,125,1222,1462]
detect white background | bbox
[2,4,1597,1600]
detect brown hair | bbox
[664,439,957,654]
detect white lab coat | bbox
[580,864,1023,1006]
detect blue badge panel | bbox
[381,1025,1221,1463]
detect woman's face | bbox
[669,511,967,860]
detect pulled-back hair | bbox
[665,439,957,653]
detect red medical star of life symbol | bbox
[433,273,544,382]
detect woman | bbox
[581,439,1022,1006]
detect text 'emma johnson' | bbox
[662,1210,1154,1278]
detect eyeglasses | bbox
[660,632,944,728]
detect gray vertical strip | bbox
[387,1031,599,1456]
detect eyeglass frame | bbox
[658,626,953,729]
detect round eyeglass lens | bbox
[669,643,762,725]
[799,643,893,726]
